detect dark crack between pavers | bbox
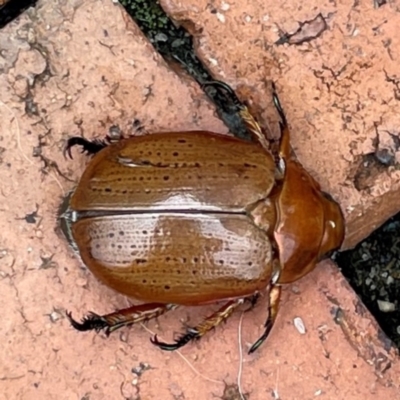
[119,0,251,142]
[0,0,38,29]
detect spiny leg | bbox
[238,105,270,151]
[64,136,111,159]
[67,303,177,336]
[271,83,293,160]
[151,298,245,351]
[202,80,243,110]
[202,81,270,150]
[244,292,261,312]
[64,121,145,159]
[248,285,282,354]
[271,82,287,127]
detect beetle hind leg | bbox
[248,284,282,354]
[67,303,177,336]
[64,136,111,159]
[67,311,109,332]
[151,298,245,351]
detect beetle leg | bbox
[238,106,270,151]
[67,303,177,335]
[202,80,270,150]
[202,80,244,109]
[248,284,281,354]
[64,136,112,159]
[244,293,261,312]
[271,83,293,161]
[271,82,288,127]
[151,298,244,351]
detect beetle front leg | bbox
[271,83,294,161]
[202,80,270,150]
[67,303,177,335]
[248,284,282,354]
[151,298,245,351]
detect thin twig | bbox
[237,311,246,400]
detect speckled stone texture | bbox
[1,1,399,399]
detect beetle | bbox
[61,82,344,353]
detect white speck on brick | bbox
[221,2,230,11]
[262,14,270,22]
[294,317,306,334]
[216,12,226,23]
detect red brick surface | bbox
[161,0,400,249]
[1,1,399,399]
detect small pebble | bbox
[221,1,230,11]
[291,285,300,294]
[294,317,306,334]
[50,310,62,322]
[154,33,168,42]
[387,276,394,285]
[377,300,396,312]
[76,278,88,287]
[216,13,226,23]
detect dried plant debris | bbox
[276,13,328,46]
[221,383,248,400]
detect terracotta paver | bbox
[161,0,400,249]
[1,1,399,399]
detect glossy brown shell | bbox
[67,131,277,305]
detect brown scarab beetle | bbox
[61,82,344,353]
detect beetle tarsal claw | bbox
[64,136,109,159]
[201,80,244,110]
[248,320,273,354]
[150,334,181,351]
[150,329,200,351]
[248,285,282,353]
[66,311,109,333]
